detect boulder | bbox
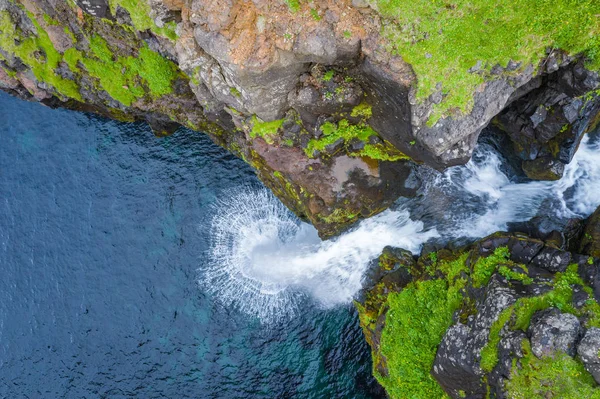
[578,328,600,384]
[528,308,582,358]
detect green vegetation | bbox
[305,119,410,161]
[378,279,458,398]
[361,245,600,397]
[250,116,284,144]
[64,35,179,106]
[471,246,510,287]
[285,0,300,13]
[229,87,241,97]
[322,70,334,82]
[479,264,600,372]
[376,253,470,399]
[108,0,177,40]
[0,11,81,100]
[374,0,600,124]
[498,265,533,285]
[505,340,600,398]
[317,208,359,225]
[310,8,321,21]
[351,102,373,119]
[0,9,181,106]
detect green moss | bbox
[472,246,511,287]
[480,307,513,372]
[70,35,178,106]
[230,86,241,97]
[0,11,81,100]
[310,8,321,21]
[498,265,533,285]
[365,244,600,397]
[250,116,284,144]
[0,10,180,106]
[374,0,600,125]
[322,70,334,82]
[305,119,410,161]
[42,14,59,26]
[318,208,358,225]
[135,46,179,96]
[366,252,470,398]
[285,0,300,13]
[377,278,460,399]
[351,102,373,119]
[481,264,595,372]
[108,0,177,40]
[505,340,600,398]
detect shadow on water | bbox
[0,92,384,398]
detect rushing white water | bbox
[201,134,600,322]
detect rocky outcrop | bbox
[356,207,600,398]
[1,0,599,237]
[494,60,600,180]
[581,206,600,257]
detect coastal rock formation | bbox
[356,206,600,398]
[1,0,599,237]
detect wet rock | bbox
[522,156,565,181]
[581,206,600,257]
[578,327,600,384]
[433,276,518,398]
[529,246,571,273]
[76,0,111,18]
[529,308,581,358]
[495,59,599,181]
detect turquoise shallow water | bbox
[0,92,383,398]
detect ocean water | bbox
[0,92,383,398]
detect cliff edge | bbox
[1,0,599,237]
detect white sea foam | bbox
[201,135,600,322]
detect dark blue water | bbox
[0,92,383,398]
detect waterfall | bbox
[201,134,600,322]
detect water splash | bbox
[424,134,600,240]
[202,135,600,322]
[201,189,437,322]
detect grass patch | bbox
[377,279,460,399]
[108,0,177,40]
[373,0,600,125]
[0,11,81,100]
[472,246,511,287]
[250,116,284,144]
[70,35,179,106]
[505,340,600,398]
[305,119,410,161]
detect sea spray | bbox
[202,189,437,322]
[202,135,600,322]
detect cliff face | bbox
[1,0,599,237]
[356,207,600,398]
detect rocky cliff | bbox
[356,206,600,398]
[1,0,599,237]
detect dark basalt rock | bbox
[529,308,582,358]
[578,328,600,384]
[358,207,600,399]
[581,206,600,257]
[495,59,600,180]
